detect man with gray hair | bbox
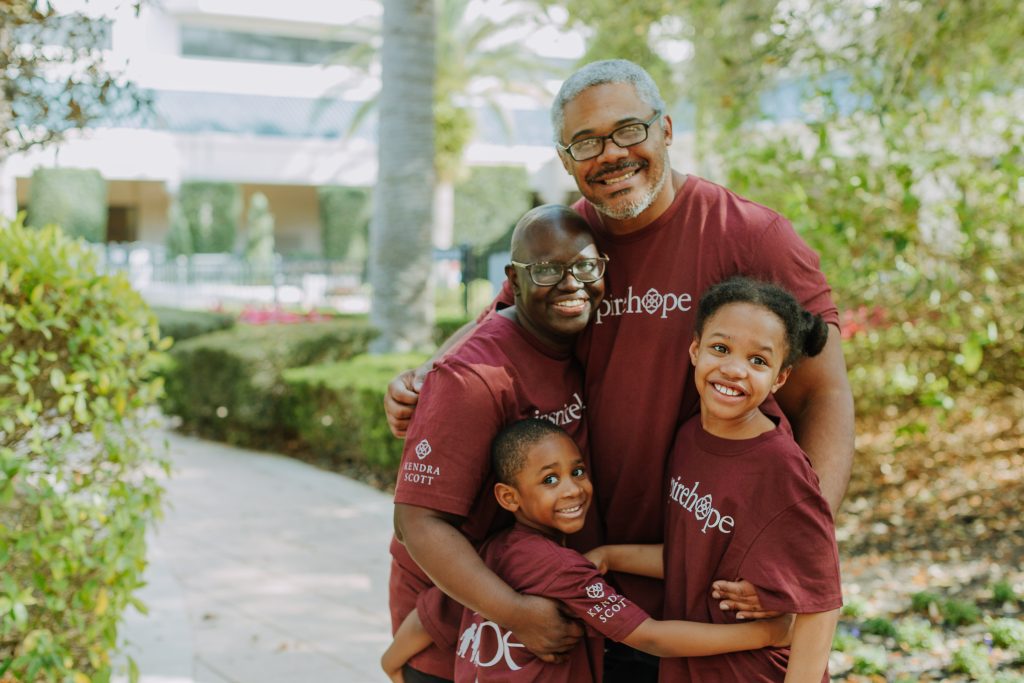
[387,59,854,681]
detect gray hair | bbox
[551,59,667,144]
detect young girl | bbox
[588,277,842,682]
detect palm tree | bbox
[331,0,555,249]
[369,0,436,352]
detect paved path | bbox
[115,430,394,683]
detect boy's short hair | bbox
[491,418,568,485]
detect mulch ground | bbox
[833,389,1024,680]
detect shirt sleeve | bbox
[737,495,844,614]
[393,361,505,517]
[748,217,840,328]
[534,546,650,643]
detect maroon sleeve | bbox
[747,217,840,328]
[393,362,505,517]
[536,547,650,643]
[738,495,843,614]
[417,586,462,650]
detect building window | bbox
[180,26,354,65]
[107,206,139,243]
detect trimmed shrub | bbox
[318,186,370,262]
[244,192,275,268]
[282,353,429,470]
[433,313,471,346]
[0,216,167,681]
[151,306,235,343]
[173,181,241,253]
[454,166,532,247]
[160,320,375,443]
[25,167,108,243]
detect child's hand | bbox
[712,579,781,619]
[767,613,796,648]
[583,546,610,574]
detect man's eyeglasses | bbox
[557,111,663,162]
[510,256,609,287]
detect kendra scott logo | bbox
[586,583,605,599]
[594,286,693,324]
[415,439,432,460]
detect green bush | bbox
[433,313,471,346]
[862,616,898,638]
[895,617,939,651]
[454,166,532,247]
[152,306,235,343]
[993,580,1019,605]
[25,167,108,243]
[950,642,993,679]
[282,353,429,470]
[851,644,888,675]
[160,320,375,443]
[172,181,241,254]
[942,599,982,627]
[988,618,1024,655]
[0,216,167,681]
[318,186,371,262]
[911,590,942,614]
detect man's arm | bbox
[384,320,477,438]
[775,324,854,514]
[395,503,582,660]
[783,609,840,682]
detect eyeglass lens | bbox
[530,258,605,285]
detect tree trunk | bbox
[369,0,436,353]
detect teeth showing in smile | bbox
[554,299,586,310]
[558,504,583,515]
[600,169,637,185]
[713,383,742,397]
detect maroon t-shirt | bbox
[450,523,649,682]
[389,314,597,678]
[494,176,839,616]
[660,417,842,682]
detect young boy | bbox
[382,418,793,682]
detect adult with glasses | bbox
[388,205,608,683]
[387,59,854,681]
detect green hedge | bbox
[0,216,167,681]
[282,353,429,470]
[454,166,532,247]
[152,306,235,343]
[160,320,375,443]
[25,167,108,243]
[170,181,241,254]
[318,186,370,262]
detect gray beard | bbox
[592,162,670,221]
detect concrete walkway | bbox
[115,430,394,683]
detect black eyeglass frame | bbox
[556,111,664,162]
[509,255,610,286]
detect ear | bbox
[494,482,521,513]
[505,264,520,296]
[771,366,792,394]
[557,149,573,175]
[662,114,674,147]
[688,335,699,365]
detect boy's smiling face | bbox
[495,431,593,538]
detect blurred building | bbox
[1,0,578,253]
